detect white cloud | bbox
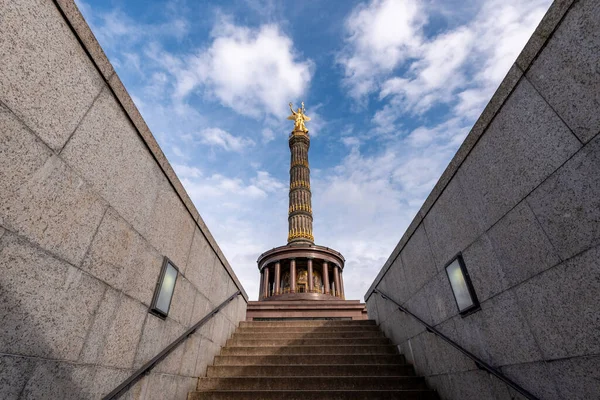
[198,127,255,152]
[174,17,313,119]
[338,0,426,100]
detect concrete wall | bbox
[365,1,599,399]
[0,1,248,399]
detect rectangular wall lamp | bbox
[150,257,179,318]
[445,254,480,316]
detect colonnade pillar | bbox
[274,261,281,295]
[259,269,264,299]
[307,258,314,293]
[333,265,341,298]
[339,269,345,299]
[322,261,330,295]
[263,266,270,298]
[290,259,297,293]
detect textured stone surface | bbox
[527,134,600,260]
[549,355,600,400]
[479,291,542,365]
[501,361,561,400]
[209,259,233,305]
[142,373,178,400]
[146,179,196,271]
[185,228,218,295]
[156,321,186,374]
[516,0,576,71]
[20,360,95,400]
[462,233,507,302]
[55,0,115,80]
[0,0,104,150]
[451,312,492,364]
[399,225,437,295]
[61,89,162,241]
[1,153,107,265]
[98,294,147,368]
[515,245,600,359]
[79,287,120,364]
[134,314,165,369]
[0,104,53,228]
[488,201,561,287]
[180,332,202,377]
[0,233,105,360]
[91,366,130,398]
[423,178,482,269]
[169,276,196,326]
[420,64,525,220]
[526,0,600,143]
[423,272,456,326]
[0,355,36,400]
[457,78,581,232]
[441,370,499,400]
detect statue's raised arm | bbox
[287,101,310,133]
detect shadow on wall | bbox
[0,230,97,399]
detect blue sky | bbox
[76,0,552,300]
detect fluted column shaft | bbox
[340,270,345,299]
[322,261,330,295]
[263,266,270,298]
[333,265,341,297]
[259,269,264,299]
[288,132,313,243]
[274,261,281,295]
[307,258,314,292]
[290,259,297,293]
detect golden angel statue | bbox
[287,101,311,132]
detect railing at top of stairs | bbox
[373,288,539,400]
[102,291,242,400]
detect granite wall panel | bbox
[366,2,598,399]
[0,1,248,399]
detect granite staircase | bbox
[188,320,438,399]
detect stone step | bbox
[239,320,376,328]
[237,325,380,334]
[213,354,406,366]
[196,376,426,391]
[226,337,390,347]
[188,390,439,399]
[220,345,398,356]
[207,364,414,377]
[232,331,384,339]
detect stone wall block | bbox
[366,299,378,321]
[60,89,162,240]
[500,361,561,400]
[191,292,212,325]
[133,314,165,369]
[0,0,104,151]
[1,154,107,266]
[423,178,482,270]
[143,373,178,400]
[123,238,163,307]
[20,360,96,400]
[195,339,219,377]
[456,78,581,233]
[146,180,195,270]
[488,201,561,285]
[0,104,53,227]
[175,376,197,400]
[79,286,120,364]
[527,134,600,260]
[478,291,542,365]
[548,355,600,399]
[452,313,493,364]
[0,355,36,400]
[185,228,218,296]
[462,234,508,302]
[404,288,432,326]
[99,294,147,369]
[208,260,232,305]
[0,233,104,361]
[423,272,456,326]
[91,366,130,399]
[179,333,202,377]
[156,321,185,374]
[515,245,600,359]
[399,225,438,292]
[442,370,499,400]
[169,276,195,326]
[526,0,600,143]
